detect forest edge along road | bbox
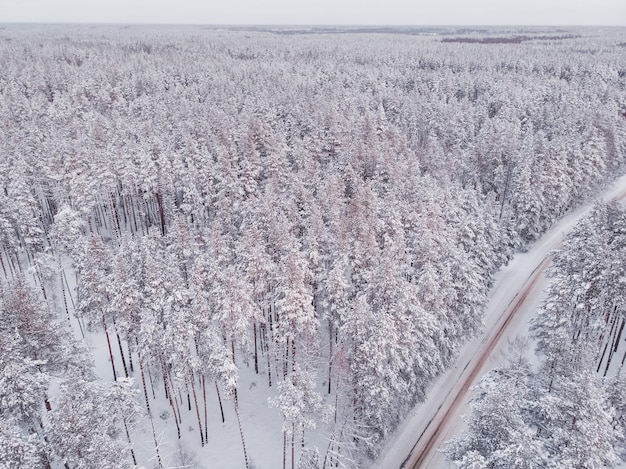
[405,255,552,468]
[376,174,626,469]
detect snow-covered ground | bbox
[39,172,626,469]
[375,173,626,469]
[49,174,626,469]
[57,262,330,469]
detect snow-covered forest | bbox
[446,202,626,468]
[1,25,625,468]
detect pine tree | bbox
[46,374,134,469]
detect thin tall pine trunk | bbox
[202,374,208,441]
[283,430,287,469]
[102,316,118,381]
[156,192,166,236]
[137,355,152,416]
[253,319,259,374]
[110,194,122,237]
[189,372,205,446]
[605,316,623,376]
[160,357,181,438]
[233,391,249,468]
[60,271,71,322]
[263,323,272,387]
[0,249,8,279]
[215,381,225,423]
[149,415,164,469]
[113,320,129,377]
[328,320,333,394]
[127,336,134,373]
[123,419,137,466]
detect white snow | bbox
[374,173,626,469]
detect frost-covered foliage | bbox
[46,375,140,469]
[0,24,625,467]
[447,204,626,468]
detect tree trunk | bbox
[215,381,225,423]
[234,391,249,469]
[328,320,333,394]
[156,192,166,236]
[160,357,181,438]
[283,430,287,469]
[123,420,137,466]
[263,322,272,387]
[604,317,624,376]
[149,415,164,469]
[253,320,259,374]
[127,337,134,373]
[110,194,122,238]
[60,271,71,322]
[0,248,8,279]
[202,374,208,442]
[138,357,152,416]
[102,316,118,381]
[190,372,205,446]
[113,320,129,378]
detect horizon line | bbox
[1,22,625,28]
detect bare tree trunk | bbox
[60,271,71,322]
[328,320,333,394]
[233,391,249,469]
[190,372,205,446]
[129,193,140,235]
[103,316,118,381]
[123,419,137,466]
[598,312,617,373]
[614,318,624,353]
[253,319,259,374]
[215,381,225,423]
[283,430,287,469]
[598,340,610,373]
[0,248,8,279]
[202,374,208,442]
[263,322,272,387]
[110,193,122,238]
[160,357,181,439]
[102,199,110,232]
[149,415,164,469]
[62,269,77,311]
[156,192,166,236]
[605,316,623,376]
[127,336,134,373]
[322,434,334,469]
[2,247,15,280]
[11,251,22,275]
[33,263,47,301]
[113,320,129,378]
[147,363,156,399]
[138,356,152,416]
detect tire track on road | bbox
[407,254,553,469]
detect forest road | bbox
[404,254,552,469]
[381,175,626,469]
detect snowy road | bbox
[374,173,626,469]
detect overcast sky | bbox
[1,0,625,26]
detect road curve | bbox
[373,174,626,469]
